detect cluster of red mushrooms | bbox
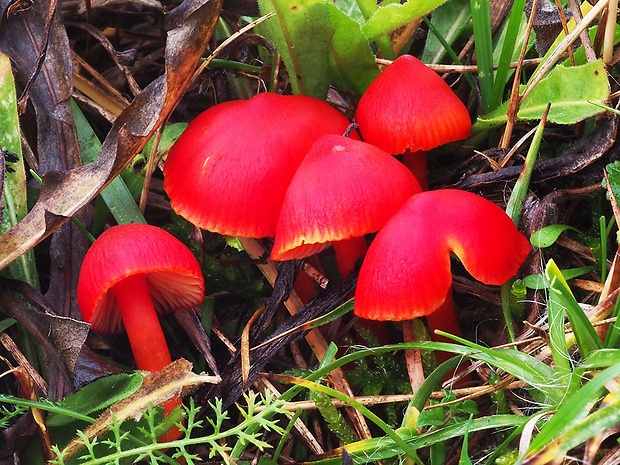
[76,55,531,438]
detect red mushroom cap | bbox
[354,189,531,321]
[270,135,422,261]
[355,55,472,154]
[163,93,356,239]
[78,223,205,335]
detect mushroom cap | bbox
[355,55,471,154]
[354,189,531,321]
[78,223,205,335]
[163,93,356,239]
[270,135,422,261]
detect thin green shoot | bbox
[600,215,608,283]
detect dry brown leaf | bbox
[0,0,222,271]
[60,358,221,460]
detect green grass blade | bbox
[0,53,39,288]
[489,0,527,110]
[434,334,564,403]
[501,105,547,341]
[72,100,146,226]
[304,415,528,464]
[469,0,493,112]
[522,363,620,459]
[545,260,603,358]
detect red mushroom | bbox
[163,93,357,239]
[270,135,421,279]
[354,189,530,351]
[355,55,471,190]
[77,223,205,440]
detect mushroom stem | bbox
[332,236,368,280]
[423,290,462,364]
[112,274,182,442]
[112,274,173,372]
[401,149,429,191]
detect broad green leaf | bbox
[530,224,582,248]
[421,0,471,64]
[0,53,39,287]
[545,260,603,358]
[47,373,143,426]
[258,0,333,99]
[326,3,379,97]
[361,0,449,41]
[476,60,609,128]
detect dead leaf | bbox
[0,0,223,271]
[0,279,89,384]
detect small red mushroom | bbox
[270,135,421,279]
[355,55,471,190]
[354,189,530,352]
[77,223,205,441]
[163,93,357,239]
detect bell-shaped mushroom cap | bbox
[354,189,531,321]
[270,135,422,261]
[78,224,205,335]
[163,93,356,239]
[355,55,471,154]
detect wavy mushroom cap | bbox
[163,93,356,238]
[271,135,422,261]
[78,224,205,335]
[354,189,531,321]
[355,55,471,154]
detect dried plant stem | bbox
[237,237,372,439]
[499,0,538,149]
[553,0,576,66]
[603,0,619,66]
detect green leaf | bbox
[476,60,609,128]
[47,373,143,426]
[530,224,582,248]
[326,3,379,96]
[257,0,334,99]
[0,53,39,287]
[361,0,449,41]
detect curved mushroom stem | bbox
[112,274,182,442]
[402,149,428,191]
[332,236,368,281]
